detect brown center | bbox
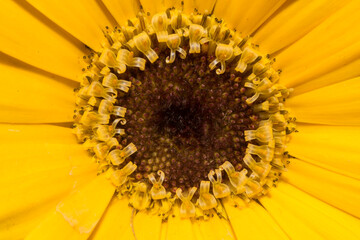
[115,49,258,193]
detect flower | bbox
[1,0,360,240]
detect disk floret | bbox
[73,8,293,219]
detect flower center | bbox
[119,52,257,193]
[73,8,293,218]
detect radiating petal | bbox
[133,211,162,240]
[214,0,286,35]
[90,197,134,240]
[260,182,360,239]
[286,77,360,125]
[26,0,116,51]
[0,123,97,239]
[254,0,350,54]
[222,198,289,239]
[0,57,76,123]
[288,124,360,180]
[0,124,93,182]
[194,212,235,240]
[0,1,86,80]
[140,0,216,14]
[101,0,141,25]
[166,206,198,240]
[26,174,115,240]
[275,0,360,90]
[284,158,360,218]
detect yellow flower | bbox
[1,0,360,240]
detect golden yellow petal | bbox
[286,77,360,125]
[214,0,286,34]
[288,124,360,180]
[133,211,162,240]
[0,1,86,80]
[101,0,141,25]
[0,57,76,123]
[254,0,350,53]
[260,182,360,239]
[275,0,360,88]
[222,198,288,239]
[284,158,360,218]
[26,0,116,51]
[89,197,134,240]
[0,124,97,239]
[194,212,235,240]
[166,205,198,240]
[26,174,115,240]
[0,124,94,182]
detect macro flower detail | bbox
[1,0,360,240]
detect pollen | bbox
[73,7,293,219]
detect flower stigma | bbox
[73,7,294,219]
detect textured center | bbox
[117,51,257,193]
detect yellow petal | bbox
[214,0,286,35]
[0,1,86,80]
[26,0,116,51]
[1,166,95,240]
[0,57,76,123]
[194,212,235,240]
[286,77,360,125]
[140,0,216,15]
[222,198,288,239]
[292,57,360,96]
[275,0,360,88]
[101,0,141,25]
[284,158,360,218]
[26,174,115,240]
[133,211,162,240]
[288,124,360,180]
[166,205,198,240]
[0,124,96,239]
[0,124,93,182]
[254,0,350,53]
[260,182,360,239]
[90,197,134,240]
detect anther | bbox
[197,181,218,210]
[176,187,197,218]
[102,73,132,92]
[220,161,248,194]
[208,169,231,198]
[110,162,137,186]
[134,32,159,63]
[166,34,187,63]
[152,12,169,42]
[209,44,233,75]
[189,24,206,53]
[148,170,167,200]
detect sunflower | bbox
[1,0,360,239]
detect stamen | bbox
[133,32,159,63]
[208,169,231,198]
[176,187,197,218]
[197,181,217,210]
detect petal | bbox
[222,198,288,239]
[0,124,93,182]
[286,77,360,125]
[26,174,115,240]
[166,206,198,240]
[260,182,360,239]
[284,158,360,218]
[214,0,286,34]
[0,57,76,123]
[101,0,141,25]
[139,0,216,15]
[90,197,134,240]
[288,124,360,180]
[0,124,97,239]
[26,0,116,51]
[0,1,86,80]
[275,0,360,90]
[194,212,235,240]
[133,211,162,240]
[254,0,350,53]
